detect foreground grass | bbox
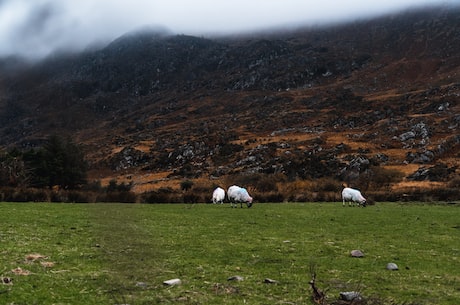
[0,202,458,304]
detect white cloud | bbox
[0,0,458,59]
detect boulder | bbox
[350,250,364,257]
[407,163,455,181]
[399,131,416,141]
[386,263,399,270]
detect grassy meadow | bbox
[0,202,458,304]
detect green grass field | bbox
[0,202,458,304]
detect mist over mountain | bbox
[1,0,453,59]
[0,5,459,196]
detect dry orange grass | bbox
[11,267,31,276]
[327,132,378,151]
[383,164,419,176]
[131,172,178,193]
[378,149,410,162]
[97,171,177,194]
[134,141,155,153]
[110,146,124,154]
[391,180,444,191]
[263,133,320,144]
[25,253,48,262]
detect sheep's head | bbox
[246,196,253,207]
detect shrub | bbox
[67,190,92,203]
[183,192,200,203]
[253,191,284,203]
[254,176,278,192]
[97,191,136,203]
[311,177,342,192]
[51,191,68,203]
[107,180,133,192]
[369,190,400,202]
[142,187,178,203]
[227,173,285,192]
[180,180,194,191]
[368,166,404,190]
[29,189,50,202]
[321,191,341,202]
[0,187,49,202]
[429,187,460,201]
[447,175,460,188]
[83,180,103,192]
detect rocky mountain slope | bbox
[1,5,459,196]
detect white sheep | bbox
[212,187,225,204]
[342,187,366,207]
[227,185,253,208]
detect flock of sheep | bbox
[212,185,253,208]
[211,185,366,207]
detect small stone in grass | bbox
[227,275,244,281]
[386,262,399,270]
[340,291,362,301]
[350,250,364,257]
[163,278,181,286]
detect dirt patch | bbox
[11,267,31,276]
[25,253,48,262]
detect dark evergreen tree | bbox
[24,135,88,189]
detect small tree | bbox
[180,180,194,191]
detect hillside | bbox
[0,5,459,199]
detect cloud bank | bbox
[0,0,457,59]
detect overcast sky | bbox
[0,0,458,59]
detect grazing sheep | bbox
[342,187,366,207]
[212,187,225,204]
[227,185,253,208]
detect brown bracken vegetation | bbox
[0,6,459,202]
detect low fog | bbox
[0,0,457,59]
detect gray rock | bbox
[227,275,244,281]
[340,291,362,301]
[350,250,364,257]
[386,263,399,270]
[399,131,416,141]
[163,278,181,286]
[438,102,449,111]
